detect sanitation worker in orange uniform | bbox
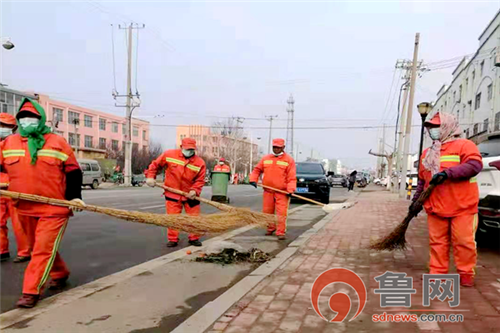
[0,99,84,308]
[411,112,482,287]
[145,138,206,248]
[213,157,230,172]
[0,113,31,263]
[249,138,296,240]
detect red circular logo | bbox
[311,268,367,322]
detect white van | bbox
[78,159,103,189]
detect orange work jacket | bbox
[146,149,206,201]
[419,139,482,217]
[0,133,81,217]
[250,153,297,193]
[214,164,230,172]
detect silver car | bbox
[78,159,103,189]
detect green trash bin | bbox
[211,171,231,203]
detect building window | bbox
[68,133,80,146]
[84,115,93,128]
[143,130,147,140]
[111,139,119,151]
[473,123,479,135]
[53,108,63,123]
[458,85,462,102]
[475,93,481,110]
[495,112,500,131]
[133,126,139,137]
[480,60,484,76]
[68,111,80,125]
[143,145,147,151]
[122,123,126,135]
[483,118,489,132]
[99,118,106,131]
[99,138,107,149]
[132,143,139,151]
[84,135,93,148]
[472,70,475,81]
[487,84,493,101]
[112,122,118,133]
[465,128,470,138]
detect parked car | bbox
[476,137,500,240]
[132,174,146,187]
[329,174,347,187]
[78,159,103,189]
[356,175,367,188]
[295,162,330,204]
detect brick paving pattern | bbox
[206,187,500,333]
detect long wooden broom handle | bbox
[156,183,233,212]
[258,184,326,207]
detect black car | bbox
[295,162,330,204]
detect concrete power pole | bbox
[399,33,420,199]
[394,77,410,193]
[286,94,294,155]
[266,115,278,154]
[115,23,144,186]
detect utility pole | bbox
[394,78,410,193]
[400,33,420,199]
[114,23,144,186]
[266,115,278,154]
[381,123,386,179]
[286,94,295,154]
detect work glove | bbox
[249,182,257,188]
[408,200,423,216]
[430,171,448,185]
[187,190,197,200]
[69,198,86,213]
[146,178,156,188]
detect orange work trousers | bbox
[427,213,478,278]
[0,198,30,257]
[19,215,70,295]
[263,191,291,236]
[166,200,200,242]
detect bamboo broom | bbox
[369,184,436,251]
[157,183,277,225]
[0,190,268,234]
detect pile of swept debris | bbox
[195,248,272,265]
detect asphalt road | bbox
[0,184,350,313]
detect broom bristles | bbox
[0,190,273,234]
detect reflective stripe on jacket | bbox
[249,153,297,193]
[146,149,206,201]
[0,133,81,216]
[419,139,482,217]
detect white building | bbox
[428,10,500,144]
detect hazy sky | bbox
[1,1,498,169]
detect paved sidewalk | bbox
[206,187,500,333]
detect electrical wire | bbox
[379,69,398,125]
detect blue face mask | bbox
[0,128,12,139]
[182,149,195,158]
[18,117,40,130]
[428,128,441,140]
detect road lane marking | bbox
[139,204,166,210]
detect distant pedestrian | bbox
[348,170,357,191]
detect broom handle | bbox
[413,183,436,207]
[1,189,105,213]
[258,184,325,207]
[156,184,233,212]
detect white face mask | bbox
[219,162,224,165]
[273,152,284,157]
[0,128,12,139]
[19,117,40,129]
[428,128,441,140]
[182,149,195,158]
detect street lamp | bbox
[1,38,15,50]
[417,102,432,176]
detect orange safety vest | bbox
[419,139,482,217]
[146,149,206,201]
[0,133,81,217]
[250,153,297,193]
[214,164,230,172]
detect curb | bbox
[171,203,353,333]
[0,204,310,330]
